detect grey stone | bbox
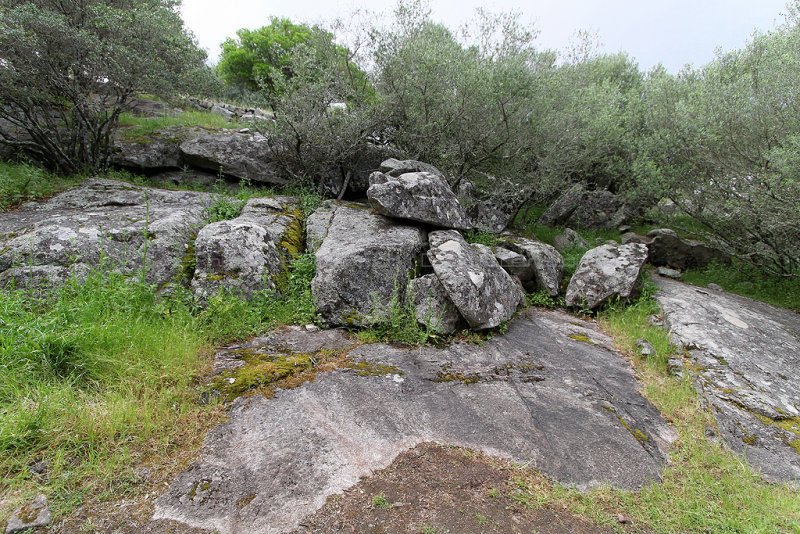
[154,311,676,534]
[657,266,682,279]
[636,339,655,356]
[655,277,800,485]
[565,243,649,310]
[408,274,466,334]
[304,201,337,254]
[112,125,206,171]
[5,494,50,534]
[192,197,302,302]
[466,197,518,233]
[180,131,287,185]
[492,247,534,284]
[427,230,523,330]
[667,357,685,379]
[311,203,426,326]
[621,231,650,245]
[367,171,471,229]
[210,103,235,120]
[647,228,729,270]
[0,179,215,289]
[618,225,632,234]
[379,158,446,181]
[553,228,589,252]
[502,237,564,297]
[707,283,724,291]
[539,184,625,230]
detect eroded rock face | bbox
[565,243,649,309]
[408,274,465,334]
[539,183,631,230]
[367,171,471,230]
[647,228,729,270]
[655,277,800,486]
[502,237,564,296]
[180,131,286,185]
[0,179,214,289]
[311,203,427,326]
[112,125,202,170]
[492,247,534,285]
[427,230,523,330]
[379,158,446,181]
[154,310,676,534]
[304,202,337,254]
[192,197,302,302]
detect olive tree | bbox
[635,18,800,275]
[0,0,208,173]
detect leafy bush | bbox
[0,0,209,173]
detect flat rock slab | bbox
[655,277,800,485]
[154,310,675,534]
[0,179,215,289]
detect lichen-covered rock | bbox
[191,197,302,301]
[655,277,800,485]
[0,179,214,289]
[5,494,51,534]
[565,243,649,309]
[180,131,286,185]
[553,228,589,252]
[0,264,92,292]
[408,274,466,334]
[466,197,517,233]
[647,228,729,270]
[502,237,564,296]
[305,201,337,254]
[379,158,446,180]
[539,183,626,230]
[492,247,534,285]
[427,230,523,330]
[312,203,427,326]
[112,125,202,170]
[367,171,471,230]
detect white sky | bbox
[180,0,789,73]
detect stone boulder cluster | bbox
[0,158,721,335]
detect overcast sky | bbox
[180,0,789,73]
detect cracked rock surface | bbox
[655,277,800,485]
[154,310,675,534]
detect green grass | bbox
[0,162,83,210]
[682,261,800,311]
[117,110,247,140]
[0,251,319,519]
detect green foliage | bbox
[218,18,317,94]
[463,229,501,247]
[635,16,800,276]
[0,0,209,173]
[117,111,248,140]
[682,261,800,311]
[0,162,82,210]
[371,491,391,509]
[361,279,430,346]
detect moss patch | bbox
[208,348,342,401]
[568,333,596,345]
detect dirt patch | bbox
[292,442,630,534]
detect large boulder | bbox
[180,131,287,185]
[0,179,215,289]
[553,228,589,252]
[311,203,427,326]
[655,277,800,485]
[492,247,534,286]
[539,183,630,230]
[379,158,446,181]
[367,171,471,229]
[565,243,649,309]
[112,125,202,170]
[427,230,523,329]
[466,197,518,233]
[192,197,302,302]
[408,274,466,334]
[305,201,337,254]
[502,236,564,296]
[647,228,729,270]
